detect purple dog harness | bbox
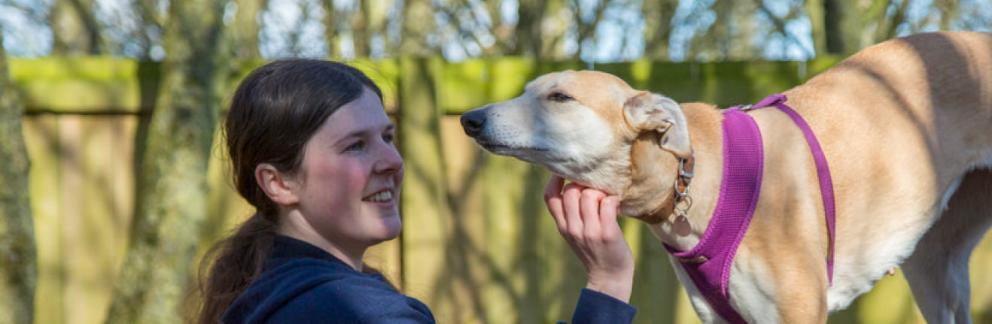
[664,94,836,323]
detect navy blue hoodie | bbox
[222,235,635,323]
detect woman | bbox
[197,59,635,324]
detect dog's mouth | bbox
[476,140,550,154]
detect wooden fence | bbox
[11,57,992,324]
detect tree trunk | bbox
[50,0,102,55]
[643,0,678,60]
[687,0,759,60]
[231,0,265,58]
[513,0,547,57]
[351,0,371,57]
[875,0,909,42]
[936,0,957,30]
[322,0,339,57]
[822,0,846,55]
[105,0,228,322]
[0,30,37,324]
[400,0,434,56]
[806,0,827,57]
[822,0,893,55]
[543,0,570,59]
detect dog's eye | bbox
[547,92,574,103]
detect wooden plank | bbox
[61,116,136,324]
[43,116,136,323]
[58,116,82,323]
[11,58,160,114]
[22,115,64,324]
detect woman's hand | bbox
[544,175,635,303]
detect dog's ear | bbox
[623,92,692,158]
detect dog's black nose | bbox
[461,109,487,137]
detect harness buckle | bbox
[678,159,694,179]
[738,104,754,111]
[674,176,690,199]
[674,158,693,199]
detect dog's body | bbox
[461,32,992,323]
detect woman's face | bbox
[292,88,404,250]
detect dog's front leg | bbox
[726,248,829,323]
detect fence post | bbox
[397,56,451,307]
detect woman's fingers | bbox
[544,175,567,234]
[543,175,565,201]
[599,196,621,241]
[562,183,585,241]
[580,189,606,240]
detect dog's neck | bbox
[621,103,725,250]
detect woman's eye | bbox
[383,133,395,144]
[345,141,365,152]
[547,92,573,102]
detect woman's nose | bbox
[373,141,404,174]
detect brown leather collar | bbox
[636,154,694,224]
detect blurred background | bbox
[0,0,990,323]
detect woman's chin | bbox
[378,214,403,240]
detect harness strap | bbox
[748,94,836,283]
[664,108,762,324]
[663,94,837,324]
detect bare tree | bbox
[351,0,371,57]
[935,0,957,30]
[131,0,166,59]
[643,0,678,60]
[321,0,340,57]
[401,0,435,56]
[513,0,548,57]
[105,0,229,322]
[819,0,910,56]
[570,0,609,60]
[366,0,393,57]
[874,0,911,44]
[755,0,812,59]
[231,0,266,58]
[686,0,762,61]
[323,0,381,58]
[49,0,102,55]
[484,0,514,54]
[0,30,37,324]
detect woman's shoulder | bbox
[222,258,377,323]
[268,271,435,323]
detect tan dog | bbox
[461,31,992,323]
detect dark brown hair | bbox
[196,59,383,324]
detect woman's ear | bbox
[255,163,300,206]
[623,91,692,158]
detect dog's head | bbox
[460,70,691,197]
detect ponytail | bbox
[195,212,277,324]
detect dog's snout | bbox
[461,109,487,137]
